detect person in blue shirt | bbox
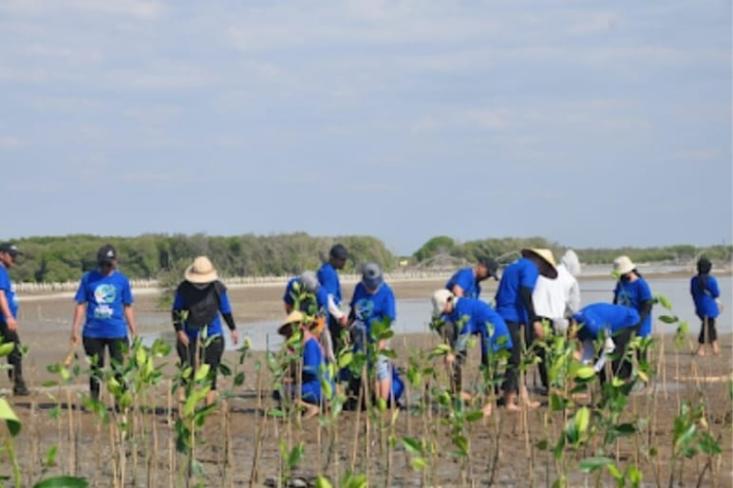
[691,257,721,356]
[284,270,339,362]
[445,257,499,299]
[495,248,557,411]
[571,303,640,381]
[278,310,334,419]
[172,256,239,406]
[432,289,512,417]
[348,262,400,404]
[71,245,138,401]
[0,243,28,396]
[318,244,349,356]
[612,256,654,339]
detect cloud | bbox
[0,0,163,19]
[0,136,21,149]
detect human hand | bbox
[532,321,544,340]
[230,329,240,345]
[177,330,190,347]
[5,317,17,332]
[338,315,348,327]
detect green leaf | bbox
[0,342,15,357]
[33,476,89,488]
[575,366,596,380]
[233,372,245,387]
[699,432,722,455]
[654,294,673,310]
[0,398,21,436]
[574,407,590,436]
[338,352,353,369]
[579,456,614,473]
[401,436,423,455]
[658,315,679,324]
[409,457,427,471]
[613,423,636,436]
[194,364,211,382]
[626,465,642,487]
[465,410,484,422]
[315,476,333,488]
[44,445,58,467]
[287,442,304,469]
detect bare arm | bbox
[451,285,465,298]
[70,303,86,344]
[123,305,138,338]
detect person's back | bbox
[495,257,539,324]
[533,250,581,321]
[575,303,639,339]
[446,267,480,299]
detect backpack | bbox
[177,281,225,328]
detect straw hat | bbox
[184,256,219,284]
[278,310,305,336]
[521,248,558,279]
[613,256,636,276]
[431,289,454,317]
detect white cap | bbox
[431,289,453,317]
[613,255,636,275]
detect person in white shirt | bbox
[531,249,581,391]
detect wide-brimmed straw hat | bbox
[521,248,558,279]
[613,255,636,276]
[184,256,219,284]
[278,310,305,336]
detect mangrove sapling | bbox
[668,401,722,487]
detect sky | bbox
[0,0,730,255]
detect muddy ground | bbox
[3,280,732,487]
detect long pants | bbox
[0,321,24,387]
[698,317,717,344]
[177,335,225,390]
[83,337,127,400]
[501,321,523,394]
[599,328,634,383]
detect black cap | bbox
[0,243,22,258]
[97,244,117,265]
[329,243,349,261]
[478,257,499,280]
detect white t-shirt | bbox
[533,264,580,320]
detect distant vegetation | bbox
[5,233,731,283]
[9,233,394,283]
[412,236,732,267]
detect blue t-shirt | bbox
[283,277,329,315]
[301,336,332,404]
[690,275,720,319]
[172,286,233,339]
[75,270,133,339]
[0,264,18,322]
[447,297,512,357]
[495,258,539,324]
[446,267,481,299]
[350,282,396,338]
[317,263,342,306]
[573,303,640,341]
[613,277,653,337]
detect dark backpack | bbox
[177,281,225,328]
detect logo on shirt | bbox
[354,298,375,321]
[93,284,116,320]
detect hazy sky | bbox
[1,0,730,255]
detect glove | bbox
[603,337,615,355]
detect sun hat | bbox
[521,248,558,279]
[613,256,635,276]
[299,271,320,293]
[96,244,117,265]
[361,262,383,290]
[278,310,305,336]
[432,289,454,317]
[477,256,500,280]
[0,243,23,259]
[184,256,219,284]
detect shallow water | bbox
[140,276,731,352]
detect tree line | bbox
[6,233,731,283]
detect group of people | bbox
[0,242,723,418]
